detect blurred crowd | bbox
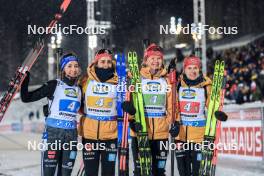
[207,39,264,104]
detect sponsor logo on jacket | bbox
[181,89,196,99]
[146,82,162,92]
[64,88,78,98]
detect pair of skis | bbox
[128,51,152,176]
[116,54,130,175]
[210,70,227,176]
[199,60,225,176]
[0,0,72,123]
[168,58,178,176]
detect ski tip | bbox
[122,53,126,61]
[116,53,121,62]
[60,0,72,13]
[128,52,133,58]
[132,51,137,57]
[220,60,225,66]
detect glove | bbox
[129,120,142,133]
[25,71,30,76]
[122,101,136,115]
[43,104,49,117]
[168,57,177,73]
[215,111,228,121]
[21,71,30,101]
[23,71,30,84]
[169,121,180,137]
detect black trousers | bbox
[41,126,77,176]
[131,137,168,176]
[82,138,118,176]
[175,142,202,176]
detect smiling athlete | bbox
[21,53,82,176]
[175,56,227,176]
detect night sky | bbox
[0,0,263,90]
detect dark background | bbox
[1,0,264,90]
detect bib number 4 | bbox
[96,98,104,107]
[67,102,76,111]
[59,99,80,113]
[180,101,200,113]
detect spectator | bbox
[207,39,264,103]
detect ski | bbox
[119,91,131,175]
[76,161,85,176]
[128,51,152,176]
[168,57,177,176]
[0,0,72,122]
[117,53,130,176]
[199,60,225,176]
[210,70,227,176]
[117,53,126,145]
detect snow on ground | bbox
[0,132,263,176]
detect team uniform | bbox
[21,54,81,176]
[175,73,212,176]
[131,67,173,176]
[78,52,118,176]
[21,77,81,176]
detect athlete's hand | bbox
[169,121,180,137]
[129,120,142,133]
[215,111,228,121]
[122,101,136,115]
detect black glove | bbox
[23,71,30,84]
[25,71,30,76]
[215,111,228,121]
[43,104,49,117]
[122,101,136,115]
[21,71,30,102]
[129,120,142,133]
[169,121,180,137]
[168,57,177,73]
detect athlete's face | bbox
[184,65,200,80]
[145,55,163,71]
[97,57,112,69]
[64,61,80,78]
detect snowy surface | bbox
[1,98,45,124]
[0,132,263,176]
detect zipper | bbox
[97,121,100,139]
[152,118,155,140]
[185,126,188,142]
[185,86,191,142]
[151,75,154,140]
